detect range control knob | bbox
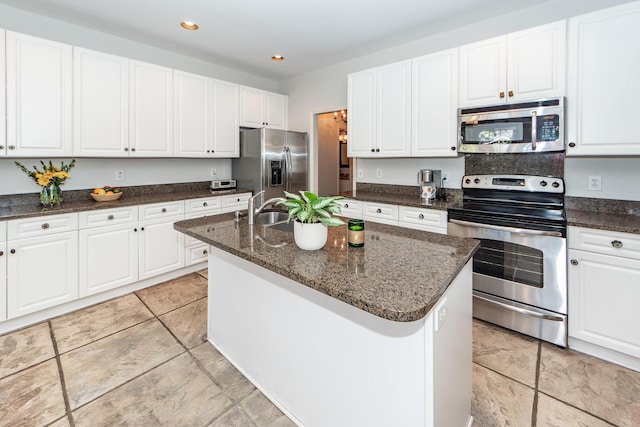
[552,181,560,188]
[540,180,548,187]
[464,178,471,184]
[473,178,480,184]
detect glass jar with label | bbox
[348,219,365,247]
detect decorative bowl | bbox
[91,192,123,202]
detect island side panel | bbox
[207,246,429,427]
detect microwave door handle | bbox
[448,218,562,237]
[531,111,537,151]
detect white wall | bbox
[278,0,640,200]
[3,158,231,195]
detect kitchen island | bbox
[174,214,479,427]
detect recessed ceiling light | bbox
[180,21,199,30]
[272,55,285,61]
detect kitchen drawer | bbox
[186,197,222,214]
[184,211,214,246]
[186,243,209,266]
[568,226,640,261]
[221,193,251,213]
[79,206,138,229]
[139,200,185,220]
[337,199,363,219]
[0,221,6,241]
[398,206,447,229]
[8,213,79,240]
[363,202,398,225]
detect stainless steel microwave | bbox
[458,98,564,153]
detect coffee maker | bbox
[418,169,442,200]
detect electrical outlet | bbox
[434,298,448,332]
[210,168,217,177]
[357,169,364,178]
[115,170,124,181]
[376,169,382,179]
[588,175,602,191]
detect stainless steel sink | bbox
[255,211,289,225]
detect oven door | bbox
[448,219,567,314]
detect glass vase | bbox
[40,183,63,207]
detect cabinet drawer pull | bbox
[376,208,382,214]
[41,223,50,229]
[203,249,208,255]
[344,203,349,208]
[418,214,424,220]
[203,202,208,207]
[10,249,16,254]
[611,240,623,249]
[161,208,167,213]
[570,259,578,266]
[107,214,115,220]
[0,251,3,256]
[237,198,240,202]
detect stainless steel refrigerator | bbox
[233,128,308,206]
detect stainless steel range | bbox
[447,174,567,346]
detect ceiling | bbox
[1,0,542,80]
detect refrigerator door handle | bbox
[284,146,292,193]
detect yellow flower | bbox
[37,175,51,186]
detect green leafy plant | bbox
[276,191,345,226]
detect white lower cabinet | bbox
[78,207,139,297]
[185,197,223,266]
[0,222,6,321]
[220,193,251,213]
[363,202,399,226]
[336,199,363,219]
[568,226,640,370]
[138,200,185,279]
[7,226,78,319]
[398,206,447,234]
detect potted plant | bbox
[276,191,345,250]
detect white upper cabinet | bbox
[459,20,566,107]
[348,60,411,157]
[0,30,5,156]
[239,86,288,129]
[174,70,211,157]
[73,48,129,157]
[566,2,640,156]
[130,60,173,157]
[411,48,459,157]
[211,79,240,157]
[174,72,239,158]
[6,31,72,157]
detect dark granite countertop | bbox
[174,213,479,322]
[567,209,640,235]
[0,183,251,221]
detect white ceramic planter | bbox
[294,221,328,250]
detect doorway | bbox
[316,110,351,196]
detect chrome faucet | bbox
[247,191,283,225]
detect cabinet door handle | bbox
[134,228,138,232]
[141,227,145,231]
[41,223,50,229]
[376,208,382,214]
[499,91,505,98]
[10,249,16,254]
[450,146,456,151]
[8,145,16,150]
[0,251,3,256]
[237,198,241,202]
[508,90,514,97]
[107,214,115,220]
[371,148,375,153]
[375,148,380,152]
[568,142,576,148]
[344,203,349,208]
[611,240,623,249]
[418,214,424,219]
[0,145,4,150]
[570,259,578,266]
[203,249,208,255]
[131,147,136,152]
[161,208,167,213]
[124,147,129,152]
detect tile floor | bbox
[0,270,638,426]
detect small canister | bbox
[348,219,365,247]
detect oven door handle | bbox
[474,294,565,322]
[449,218,563,237]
